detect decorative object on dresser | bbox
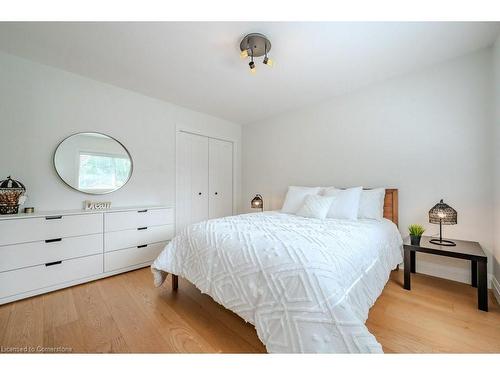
[53,132,133,195]
[0,176,26,214]
[428,199,457,246]
[403,236,488,311]
[251,194,263,211]
[84,200,112,210]
[0,205,174,305]
[408,224,425,246]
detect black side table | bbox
[403,236,488,312]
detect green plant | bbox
[408,224,425,237]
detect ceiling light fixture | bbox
[239,33,273,73]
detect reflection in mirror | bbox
[54,132,133,194]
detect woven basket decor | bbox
[0,176,26,214]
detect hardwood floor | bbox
[0,268,499,353]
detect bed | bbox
[151,189,402,353]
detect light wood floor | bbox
[0,268,499,353]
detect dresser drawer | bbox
[0,254,103,299]
[104,208,174,232]
[0,234,103,273]
[104,241,166,272]
[104,224,174,252]
[0,214,103,246]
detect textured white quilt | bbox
[151,212,403,353]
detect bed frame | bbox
[170,188,399,290]
[382,188,398,227]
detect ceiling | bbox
[0,22,498,124]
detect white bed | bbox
[151,210,403,353]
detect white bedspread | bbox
[151,211,403,353]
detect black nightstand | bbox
[403,236,488,311]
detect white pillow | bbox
[358,188,385,220]
[319,186,335,195]
[281,186,322,214]
[323,186,363,219]
[296,194,334,219]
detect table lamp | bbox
[251,194,263,212]
[428,199,457,246]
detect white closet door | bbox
[208,138,233,219]
[177,132,209,231]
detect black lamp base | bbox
[429,238,456,247]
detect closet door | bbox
[208,138,233,219]
[177,132,209,231]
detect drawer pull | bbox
[45,215,62,220]
[45,260,62,267]
[137,227,148,231]
[45,238,62,243]
[137,244,148,248]
[138,209,148,213]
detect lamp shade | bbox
[251,194,263,209]
[429,199,457,225]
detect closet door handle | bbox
[45,215,62,220]
[138,209,148,213]
[137,244,148,248]
[198,192,202,195]
[215,192,218,195]
[45,260,62,267]
[45,238,62,243]
[137,227,148,231]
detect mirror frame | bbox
[53,132,134,195]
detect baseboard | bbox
[492,275,500,305]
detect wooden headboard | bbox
[383,189,398,227]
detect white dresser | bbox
[0,206,174,305]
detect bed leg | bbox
[172,274,178,291]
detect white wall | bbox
[493,36,500,297]
[243,49,495,285]
[0,51,241,212]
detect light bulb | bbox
[263,56,274,67]
[240,49,248,58]
[249,61,256,74]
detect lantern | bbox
[0,176,26,214]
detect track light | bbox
[249,60,256,74]
[239,33,273,74]
[248,48,256,74]
[263,44,273,67]
[263,56,273,67]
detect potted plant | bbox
[408,224,425,246]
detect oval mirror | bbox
[54,132,133,194]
